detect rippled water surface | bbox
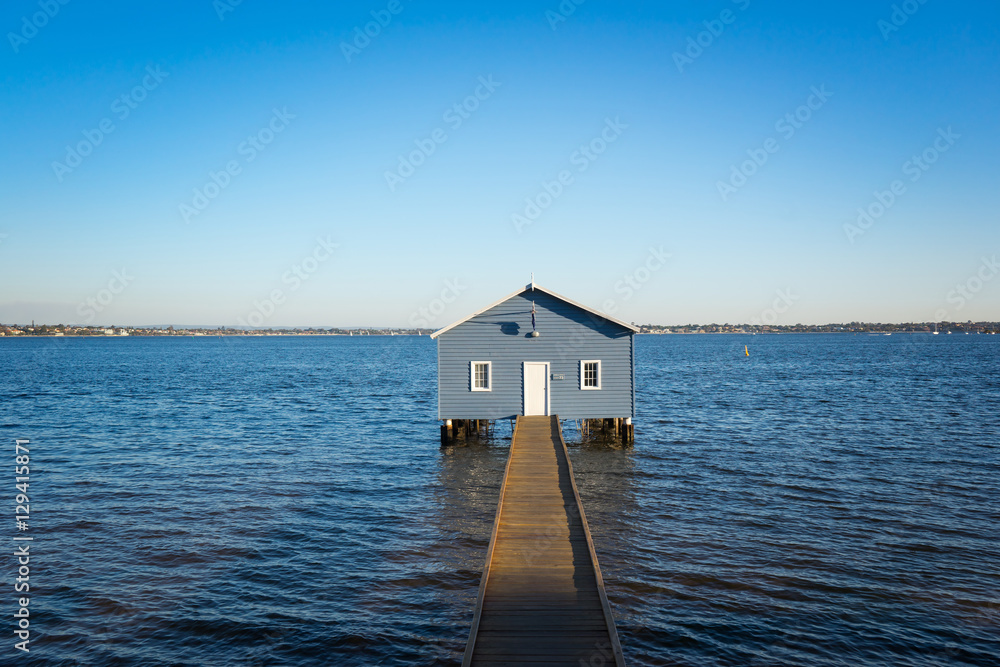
[2,334,998,665]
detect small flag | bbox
[531,301,536,331]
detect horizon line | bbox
[3,321,998,330]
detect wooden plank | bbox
[474,632,609,643]
[473,620,608,633]
[479,608,607,618]
[481,580,593,587]
[491,539,580,546]
[553,416,628,667]
[492,530,580,536]
[462,415,627,667]
[460,414,520,667]
[473,645,613,657]
[482,596,602,606]
[473,610,607,621]
[473,639,610,654]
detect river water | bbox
[1,334,997,665]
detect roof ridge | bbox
[429,284,638,339]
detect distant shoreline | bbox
[3,330,998,339]
[3,321,999,338]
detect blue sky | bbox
[1,0,998,327]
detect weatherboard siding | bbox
[437,290,634,420]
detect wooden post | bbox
[442,419,497,444]
[441,419,454,446]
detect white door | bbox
[523,362,550,416]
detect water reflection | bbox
[3,335,997,666]
[426,436,511,664]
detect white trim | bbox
[470,361,492,392]
[429,283,639,339]
[522,361,551,416]
[580,360,602,390]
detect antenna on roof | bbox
[530,273,535,290]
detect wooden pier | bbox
[462,415,626,666]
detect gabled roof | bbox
[429,282,639,339]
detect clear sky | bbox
[1,0,998,327]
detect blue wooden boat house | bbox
[431,281,637,444]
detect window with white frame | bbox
[471,361,492,391]
[581,360,601,390]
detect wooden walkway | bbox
[463,415,626,666]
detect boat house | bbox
[431,281,637,443]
